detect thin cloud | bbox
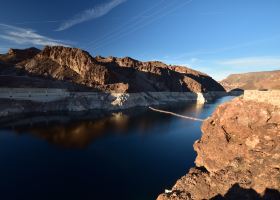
[218,56,280,68]
[159,55,280,81]
[56,0,127,31]
[212,56,280,80]
[0,23,70,46]
[172,36,280,60]
[13,20,65,25]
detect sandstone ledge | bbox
[157,96,280,200]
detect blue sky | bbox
[1,0,280,80]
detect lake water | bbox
[0,96,234,200]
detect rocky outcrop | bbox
[0,48,93,91]
[94,55,224,93]
[1,46,225,93]
[220,70,280,91]
[157,96,280,200]
[0,47,40,65]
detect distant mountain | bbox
[220,70,280,91]
[0,46,225,93]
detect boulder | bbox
[157,97,280,200]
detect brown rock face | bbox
[1,46,225,93]
[0,47,40,65]
[0,47,96,91]
[38,46,95,77]
[220,70,280,91]
[0,47,41,77]
[158,97,280,200]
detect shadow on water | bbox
[0,96,235,200]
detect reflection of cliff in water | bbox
[27,113,130,149]
[4,102,206,149]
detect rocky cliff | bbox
[220,70,280,91]
[1,46,225,93]
[157,95,280,199]
[0,47,40,65]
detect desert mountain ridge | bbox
[0,46,225,93]
[220,70,280,91]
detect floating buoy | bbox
[149,106,204,122]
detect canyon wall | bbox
[1,46,225,93]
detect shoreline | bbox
[0,89,229,119]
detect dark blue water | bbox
[0,96,234,200]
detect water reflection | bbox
[1,102,206,149]
[25,113,131,148]
[0,97,235,200]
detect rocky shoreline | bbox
[157,92,280,200]
[0,91,227,119]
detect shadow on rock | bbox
[228,88,244,96]
[211,183,280,200]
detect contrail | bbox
[81,0,168,49]
[87,0,193,51]
[149,106,204,122]
[83,0,176,50]
[91,0,193,50]
[87,0,175,50]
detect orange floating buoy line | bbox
[148,106,204,122]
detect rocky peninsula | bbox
[157,90,280,200]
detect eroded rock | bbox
[1,46,225,93]
[157,97,280,200]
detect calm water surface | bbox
[0,96,234,200]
